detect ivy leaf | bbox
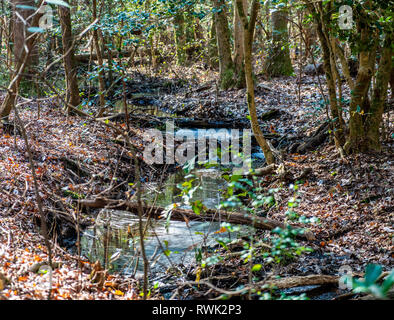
[364,264,382,286]
[192,200,204,215]
[45,0,70,8]
[15,5,37,10]
[381,270,394,294]
[28,27,45,33]
[252,264,262,272]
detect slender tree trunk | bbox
[92,0,106,117]
[303,24,316,62]
[106,1,114,86]
[213,0,235,89]
[233,0,247,88]
[12,0,37,68]
[390,65,394,100]
[236,0,274,165]
[345,25,378,153]
[174,12,186,66]
[208,15,219,69]
[58,0,80,113]
[365,34,392,151]
[194,18,204,42]
[313,3,346,149]
[0,1,41,122]
[12,0,39,88]
[334,40,354,90]
[0,0,4,52]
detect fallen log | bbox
[185,274,338,298]
[98,113,251,129]
[246,164,277,177]
[257,83,277,92]
[79,197,316,241]
[184,84,212,98]
[97,114,282,140]
[289,122,329,154]
[75,50,133,63]
[262,275,338,290]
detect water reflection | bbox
[81,210,234,276]
[144,168,227,209]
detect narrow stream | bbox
[80,167,236,275]
[79,103,345,300]
[80,210,231,276]
[81,104,264,277]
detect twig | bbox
[13,103,53,300]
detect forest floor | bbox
[0,64,393,299]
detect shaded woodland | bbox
[0,0,393,301]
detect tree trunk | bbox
[264,6,293,77]
[345,25,378,153]
[315,13,346,149]
[11,0,39,96]
[334,40,354,90]
[0,0,4,54]
[390,64,394,100]
[236,0,275,165]
[92,0,106,117]
[233,0,247,88]
[365,34,392,151]
[0,1,41,122]
[213,0,235,89]
[174,12,186,66]
[58,0,80,113]
[208,15,219,69]
[194,18,204,42]
[12,0,38,74]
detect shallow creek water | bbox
[80,168,250,276]
[81,107,265,276]
[81,169,262,276]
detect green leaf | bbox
[252,264,262,272]
[15,5,37,10]
[381,271,394,294]
[45,0,70,8]
[364,264,382,286]
[192,200,204,215]
[28,27,45,33]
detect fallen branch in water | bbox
[97,111,281,130]
[78,197,316,241]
